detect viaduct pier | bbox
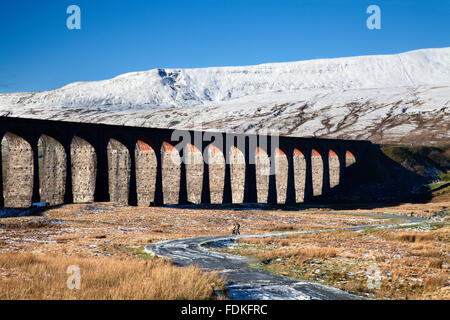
[0,117,372,208]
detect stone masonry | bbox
[229,146,245,203]
[39,135,66,206]
[329,149,340,189]
[107,139,131,205]
[346,151,356,167]
[275,148,288,204]
[2,133,33,208]
[293,148,306,203]
[71,136,97,203]
[255,147,270,203]
[208,145,225,204]
[185,144,203,204]
[161,142,180,205]
[311,149,323,197]
[135,140,156,206]
[0,117,370,208]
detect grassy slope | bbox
[381,144,450,201]
[217,224,450,300]
[381,144,449,181]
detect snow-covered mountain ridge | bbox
[1,47,449,144]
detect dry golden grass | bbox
[233,244,338,262]
[3,203,375,300]
[398,257,417,266]
[290,247,338,259]
[422,274,448,290]
[224,225,449,300]
[411,243,433,250]
[410,248,442,258]
[396,232,435,242]
[427,258,444,269]
[347,201,449,218]
[1,202,448,300]
[1,218,58,230]
[0,252,225,300]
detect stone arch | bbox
[107,138,130,205]
[1,132,33,207]
[229,146,245,203]
[329,149,340,189]
[255,147,270,203]
[185,143,203,204]
[208,144,225,204]
[293,148,306,203]
[0,136,4,206]
[161,141,181,204]
[135,139,157,206]
[274,147,288,204]
[38,134,66,205]
[346,150,356,167]
[311,147,323,197]
[71,136,97,203]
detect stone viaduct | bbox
[0,117,372,208]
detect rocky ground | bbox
[0,201,448,299]
[0,203,399,258]
[215,212,449,299]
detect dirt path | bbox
[146,213,426,300]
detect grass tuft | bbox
[0,252,226,300]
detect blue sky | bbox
[0,0,449,93]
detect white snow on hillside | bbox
[0,47,449,144]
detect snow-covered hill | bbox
[1,47,449,144]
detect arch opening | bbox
[329,149,340,189]
[71,136,97,203]
[293,148,306,203]
[229,146,245,203]
[274,147,288,204]
[185,143,203,204]
[311,148,323,197]
[208,144,225,204]
[255,147,270,203]
[161,141,181,205]
[346,150,356,167]
[1,136,6,205]
[107,139,130,205]
[38,134,66,206]
[1,133,33,208]
[135,140,156,206]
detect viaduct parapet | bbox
[0,117,372,208]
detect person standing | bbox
[234,222,240,235]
